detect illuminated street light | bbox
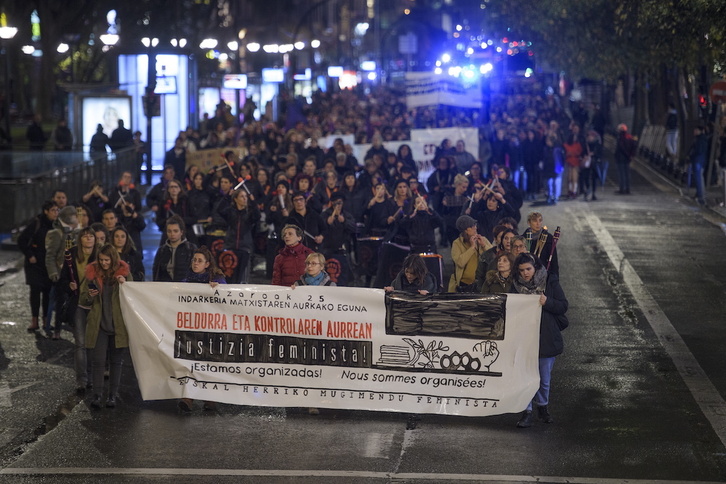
[247,42,260,52]
[199,38,218,49]
[99,34,119,46]
[227,41,238,51]
[310,39,320,48]
[0,14,17,148]
[294,41,305,50]
[0,26,17,40]
[21,45,35,55]
[441,53,451,63]
[57,43,69,54]
[354,22,369,37]
[262,44,279,53]
[141,37,150,47]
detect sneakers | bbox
[90,395,102,409]
[538,405,554,423]
[106,395,117,408]
[516,411,532,428]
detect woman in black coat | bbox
[510,252,569,428]
[17,200,57,331]
[384,254,437,295]
[217,189,261,283]
[110,226,145,282]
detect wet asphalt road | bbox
[1,161,726,483]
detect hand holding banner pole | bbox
[546,226,561,271]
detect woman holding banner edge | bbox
[509,252,569,428]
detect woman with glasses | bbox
[292,253,336,288]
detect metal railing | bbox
[0,148,137,232]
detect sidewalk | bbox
[0,238,23,282]
[634,156,726,220]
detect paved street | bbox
[1,161,726,483]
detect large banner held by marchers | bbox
[120,282,542,417]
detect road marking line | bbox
[0,468,722,483]
[45,348,72,365]
[362,432,394,458]
[0,381,10,407]
[585,212,726,448]
[0,381,34,407]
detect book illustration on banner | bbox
[384,292,506,340]
[376,338,501,377]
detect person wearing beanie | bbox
[448,214,492,292]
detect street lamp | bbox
[100,33,119,47]
[0,16,17,149]
[101,31,119,85]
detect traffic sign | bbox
[710,80,726,103]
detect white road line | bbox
[0,381,39,407]
[45,348,72,365]
[0,380,10,407]
[585,212,726,448]
[362,432,394,458]
[0,468,723,483]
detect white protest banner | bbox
[352,127,479,182]
[406,72,482,109]
[121,282,541,417]
[317,134,355,150]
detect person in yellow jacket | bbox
[448,215,491,292]
[79,244,132,410]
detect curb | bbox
[0,238,23,276]
[635,157,726,220]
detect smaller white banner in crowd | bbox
[405,72,482,109]
[120,282,541,417]
[349,127,479,182]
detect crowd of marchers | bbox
[16,87,608,426]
